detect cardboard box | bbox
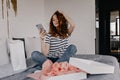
[33,69,87,80]
[46,58,88,80]
[47,72,87,80]
[69,57,115,74]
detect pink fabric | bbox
[27,60,83,80]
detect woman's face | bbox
[52,15,59,27]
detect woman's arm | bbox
[64,13,76,35]
[40,31,49,56]
[59,10,76,35]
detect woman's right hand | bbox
[40,30,46,41]
[40,30,49,56]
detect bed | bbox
[0,54,120,80]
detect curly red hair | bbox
[49,11,69,39]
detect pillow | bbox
[25,37,41,59]
[0,38,9,66]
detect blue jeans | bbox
[31,44,77,69]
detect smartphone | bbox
[36,24,45,32]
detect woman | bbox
[31,10,77,69]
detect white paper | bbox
[69,57,115,74]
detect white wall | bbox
[9,0,44,38]
[0,0,95,57]
[44,0,95,54]
[0,0,44,38]
[0,0,8,38]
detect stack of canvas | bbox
[9,40,27,71]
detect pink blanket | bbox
[27,60,84,80]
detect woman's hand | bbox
[40,30,46,41]
[58,10,64,14]
[40,30,49,56]
[58,10,75,35]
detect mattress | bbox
[0,54,120,80]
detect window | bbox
[110,11,120,53]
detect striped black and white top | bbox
[45,34,69,58]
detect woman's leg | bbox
[31,51,47,69]
[57,44,77,62]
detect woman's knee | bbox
[68,44,77,54]
[31,51,41,59]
